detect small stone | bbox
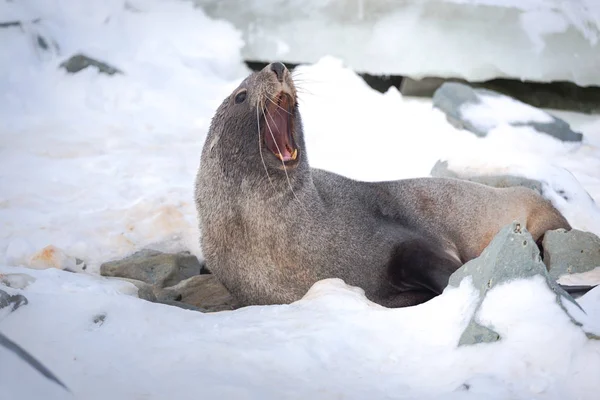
[543,229,600,282]
[100,249,202,288]
[156,275,236,312]
[449,222,583,346]
[28,245,83,271]
[109,277,158,302]
[0,21,23,28]
[433,82,583,142]
[458,321,500,346]
[0,289,28,313]
[93,314,106,326]
[60,54,122,75]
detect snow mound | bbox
[1,266,599,399]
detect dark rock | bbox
[199,260,211,275]
[0,21,23,29]
[100,249,202,288]
[92,314,106,326]
[433,82,583,142]
[430,160,543,194]
[156,275,236,312]
[60,54,122,75]
[401,76,600,114]
[543,229,600,282]
[0,289,28,313]
[448,222,584,346]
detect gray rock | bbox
[448,222,584,346]
[401,76,600,114]
[543,229,600,281]
[59,54,122,75]
[430,160,543,194]
[0,21,24,29]
[100,249,202,288]
[0,289,28,313]
[109,277,158,302]
[433,82,583,142]
[156,275,236,312]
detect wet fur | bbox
[195,64,571,308]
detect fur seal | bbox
[195,62,571,308]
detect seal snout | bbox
[270,62,286,82]
[260,62,299,165]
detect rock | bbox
[199,260,211,275]
[543,229,600,282]
[0,273,36,290]
[100,249,202,288]
[110,277,157,302]
[433,82,583,142]
[28,245,86,272]
[156,275,236,312]
[0,21,24,29]
[0,289,28,314]
[448,222,583,346]
[430,160,543,194]
[59,54,122,75]
[401,76,600,114]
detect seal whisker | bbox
[266,96,293,116]
[263,106,308,213]
[257,103,277,192]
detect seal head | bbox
[204,62,306,184]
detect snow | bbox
[1,267,600,400]
[195,0,600,85]
[459,93,554,132]
[1,1,600,399]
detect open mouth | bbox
[262,92,298,163]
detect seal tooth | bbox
[291,149,298,160]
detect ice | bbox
[195,0,600,86]
[1,1,600,399]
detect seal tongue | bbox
[264,94,296,162]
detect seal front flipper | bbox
[387,237,462,295]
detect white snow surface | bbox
[1,1,600,399]
[1,267,600,400]
[459,93,554,132]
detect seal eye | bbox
[234,90,247,104]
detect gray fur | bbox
[195,64,571,308]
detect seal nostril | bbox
[270,62,286,82]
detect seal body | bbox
[195,63,570,308]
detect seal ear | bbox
[387,238,462,294]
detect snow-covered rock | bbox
[448,222,591,345]
[433,82,583,142]
[59,54,123,75]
